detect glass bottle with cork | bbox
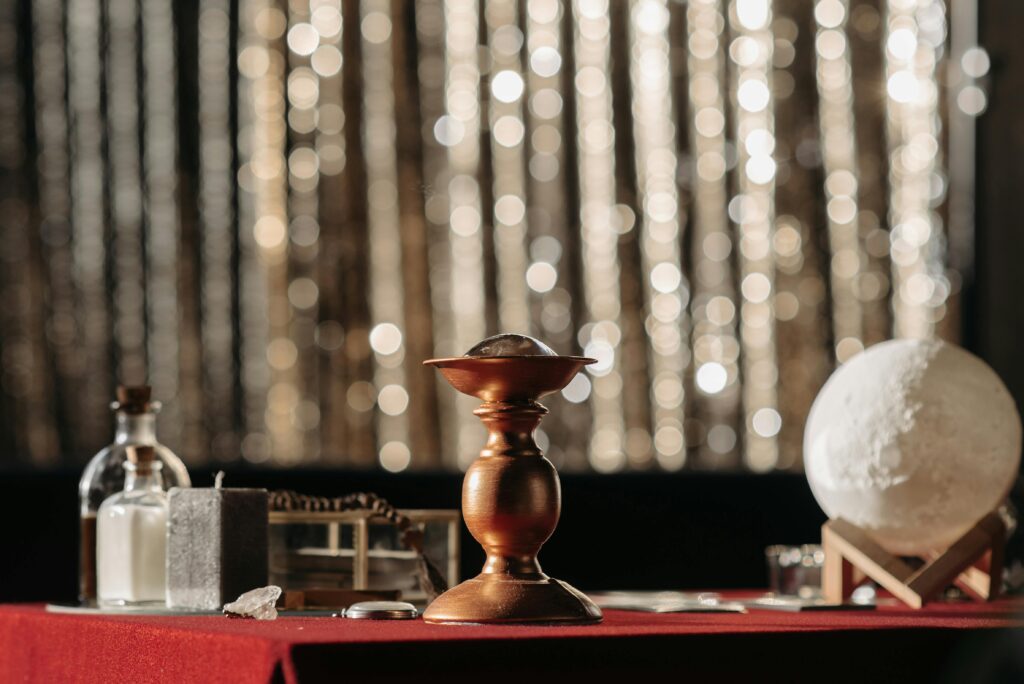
[78,386,190,605]
[96,445,170,607]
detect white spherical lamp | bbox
[804,339,1021,556]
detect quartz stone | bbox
[223,585,282,620]
[465,333,557,357]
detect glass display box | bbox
[268,509,460,603]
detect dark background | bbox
[1,469,824,602]
[1,0,1023,602]
[972,1,1024,410]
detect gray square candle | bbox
[166,486,269,610]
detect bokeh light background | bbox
[0,0,988,472]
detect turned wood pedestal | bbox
[422,350,602,625]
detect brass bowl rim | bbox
[423,355,596,366]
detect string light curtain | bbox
[0,0,983,472]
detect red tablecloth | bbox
[2,598,1023,683]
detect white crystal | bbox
[223,585,282,620]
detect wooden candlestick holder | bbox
[422,339,602,625]
[821,512,1005,608]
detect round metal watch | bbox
[344,601,419,620]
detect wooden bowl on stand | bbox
[422,334,603,625]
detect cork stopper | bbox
[113,385,154,414]
[126,445,157,474]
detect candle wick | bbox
[215,471,225,489]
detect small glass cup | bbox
[765,544,825,599]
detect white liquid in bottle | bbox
[97,504,167,604]
[96,446,169,607]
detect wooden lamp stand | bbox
[822,512,1005,608]
[422,343,602,625]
